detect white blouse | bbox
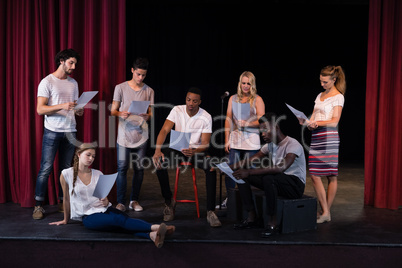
[313,93,345,122]
[62,167,111,221]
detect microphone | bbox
[220,91,230,99]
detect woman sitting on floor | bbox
[49,143,175,248]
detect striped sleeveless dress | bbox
[308,93,344,177]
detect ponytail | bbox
[320,65,346,95]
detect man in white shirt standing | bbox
[152,88,221,227]
[33,49,83,220]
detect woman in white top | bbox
[220,71,265,208]
[49,143,175,248]
[301,65,346,224]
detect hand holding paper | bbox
[285,103,309,123]
[128,101,150,115]
[93,173,118,199]
[216,162,245,184]
[75,91,98,110]
[233,102,250,121]
[169,130,191,152]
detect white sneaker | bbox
[129,201,143,212]
[215,198,228,209]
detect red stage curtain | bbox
[0,0,125,207]
[365,0,402,209]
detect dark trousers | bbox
[156,150,217,211]
[238,173,305,216]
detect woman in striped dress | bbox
[304,66,346,224]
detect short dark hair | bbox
[132,58,149,70]
[187,87,202,99]
[258,112,278,125]
[55,49,80,67]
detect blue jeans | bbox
[225,148,259,193]
[116,142,147,204]
[35,128,76,202]
[82,207,151,239]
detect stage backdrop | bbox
[0,0,125,207]
[365,0,402,210]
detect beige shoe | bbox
[32,206,45,220]
[317,214,331,224]
[207,211,222,227]
[116,203,126,212]
[129,201,143,212]
[163,199,176,221]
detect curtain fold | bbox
[365,0,402,209]
[0,0,125,207]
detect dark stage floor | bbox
[1,163,402,267]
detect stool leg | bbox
[192,167,200,218]
[173,167,180,201]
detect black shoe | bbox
[261,225,279,237]
[234,219,261,230]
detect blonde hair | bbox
[237,71,257,104]
[71,143,97,195]
[320,65,346,95]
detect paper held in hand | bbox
[75,91,98,109]
[216,162,245,184]
[169,130,191,151]
[93,172,118,199]
[233,102,250,121]
[285,103,309,122]
[128,101,150,115]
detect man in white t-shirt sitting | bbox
[33,49,83,220]
[231,112,306,236]
[152,88,221,227]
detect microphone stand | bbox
[219,96,225,210]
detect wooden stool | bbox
[173,162,200,218]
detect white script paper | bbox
[75,91,98,109]
[169,130,191,151]
[216,162,245,184]
[93,172,118,199]
[233,102,250,121]
[128,101,150,115]
[285,103,309,121]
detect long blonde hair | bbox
[237,71,257,104]
[71,143,97,195]
[320,65,346,95]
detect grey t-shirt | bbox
[260,136,306,184]
[113,82,154,148]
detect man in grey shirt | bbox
[231,112,306,236]
[111,58,154,212]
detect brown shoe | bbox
[163,199,176,221]
[116,203,126,212]
[207,211,222,227]
[154,223,167,248]
[32,206,45,220]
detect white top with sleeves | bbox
[166,105,212,148]
[37,74,79,132]
[113,82,154,148]
[313,93,345,122]
[229,94,261,150]
[62,167,111,221]
[260,136,306,184]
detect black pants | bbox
[156,150,217,211]
[238,173,305,216]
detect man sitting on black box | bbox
[231,112,306,237]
